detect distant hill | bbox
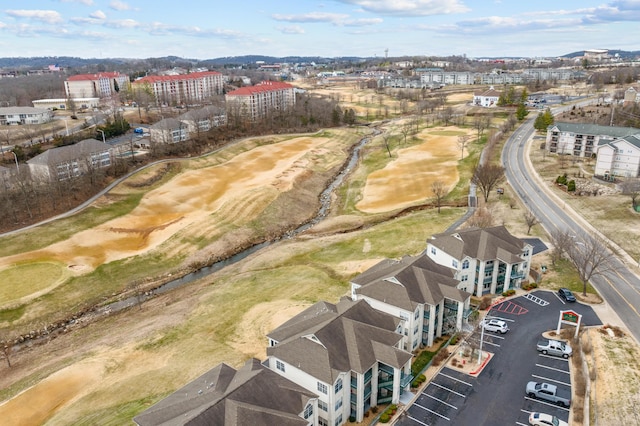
[561,50,640,59]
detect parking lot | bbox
[396,290,601,425]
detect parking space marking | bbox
[531,374,571,387]
[406,414,430,425]
[487,333,506,340]
[438,372,473,386]
[538,353,569,361]
[412,402,451,420]
[524,396,571,412]
[522,292,549,306]
[481,339,501,348]
[535,364,571,374]
[429,382,466,398]
[515,422,528,426]
[490,300,529,315]
[485,315,516,323]
[424,393,458,409]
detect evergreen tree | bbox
[516,103,529,120]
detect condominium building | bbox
[265,299,413,425]
[64,72,130,99]
[134,358,318,426]
[350,254,471,350]
[546,122,640,157]
[225,81,296,121]
[132,71,223,106]
[594,134,640,178]
[426,226,532,297]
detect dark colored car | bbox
[558,288,576,302]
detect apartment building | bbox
[472,86,501,107]
[225,81,296,121]
[64,72,129,99]
[132,71,223,106]
[546,122,640,157]
[350,254,471,350]
[178,105,227,135]
[265,299,413,425]
[426,226,532,297]
[27,139,112,181]
[594,134,640,178]
[149,118,189,144]
[0,107,52,125]
[133,358,318,426]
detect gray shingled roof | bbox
[151,117,184,129]
[27,139,110,167]
[0,106,49,115]
[351,254,469,308]
[267,299,410,384]
[549,122,640,138]
[600,133,640,149]
[133,358,314,426]
[429,225,528,263]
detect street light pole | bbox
[97,129,106,144]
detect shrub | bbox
[567,179,576,192]
[478,295,492,310]
[371,406,378,414]
[379,413,390,423]
[449,333,459,345]
[502,289,516,297]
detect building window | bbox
[335,397,343,411]
[523,249,530,257]
[461,275,468,282]
[276,360,285,372]
[318,382,328,394]
[452,259,458,268]
[318,400,328,412]
[462,259,469,270]
[431,247,436,255]
[319,417,328,426]
[303,404,313,419]
[334,378,343,394]
[335,414,343,426]
[414,310,419,320]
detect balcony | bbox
[378,396,393,404]
[400,372,414,388]
[510,270,526,279]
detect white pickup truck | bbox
[537,338,572,358]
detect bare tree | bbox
[457,135,470,160]
[440,107,454,126]
[467,206,494,228]
[431,180,448,213]
[471,163,505,202]
[566,231,616,296]
[549,229,574,267]
[381,132,393,158]
[1,336,13,368]
[524,210,539,235]
[400,122,412,145]
[620,179,640,210]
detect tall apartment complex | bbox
[225,81,296,120]
[132,71,223,106]
[64,72,130,99]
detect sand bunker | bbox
[0,137,320,294]
[356,129,465,213]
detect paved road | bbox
[501,116,640,344]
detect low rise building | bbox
[150,118,189,144]
[472,86,501,107]
[0,107,52,125]
[27,139,112,181]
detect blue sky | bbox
[1,0,639,59]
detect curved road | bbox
[502,116,640,344]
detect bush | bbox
[502,289,516,297]
[478,295,492,310]
[371,406,378,413]
[411,374,426,388]
[567,179,576,192]
[379,413,390,423]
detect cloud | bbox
[109,0,132,11]
[277,25,305,34]
[343,17,383,26]
[60,0,95,5]
[272,12,350,24]
[5,10,64,24]
[334,0,470,16]
[89,10,107,20]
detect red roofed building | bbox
[64,72,129,99]
[132,71,223,106]
[225,81,296,121]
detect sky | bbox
[1,0,639,60]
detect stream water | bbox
[96,132,373,314]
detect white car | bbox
[529,412,568,426]
[481,318,509,334]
